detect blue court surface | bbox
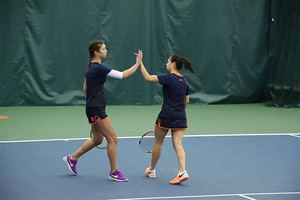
[1,134,299,200]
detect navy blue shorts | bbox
[86,107,108,124]
[155,116,188,130]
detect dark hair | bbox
[170,54,194,73]
[88,40,104,64]
[86,40,104,72]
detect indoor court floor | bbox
[0,104,299,199]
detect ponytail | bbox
[182,57,194,73]
[86,40,104,72]
[170,55,194,73]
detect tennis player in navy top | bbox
[141,54,194,184]
[63,40,143,182]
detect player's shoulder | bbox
[157,73,171,79]
[90,62,106,67]
[159,73,170,76]
[94,63,111,71]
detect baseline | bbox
[110,191,300,200]
[1,132,300,144]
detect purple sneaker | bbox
[63,155,77,175]
[108,169,128,182]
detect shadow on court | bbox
[0,135,299,200]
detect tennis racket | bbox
[90,130,107,149]
[139,130,155,153]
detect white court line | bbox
[0,133,300,144]
[0,138,90,143]
[289,134,300,139]
[183,133,300,138]
[111,192,300,200]
[239,194,256,200]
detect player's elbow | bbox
[144,75,158,82]
[184,101,189,107]
[122,71,130,79]
[122,74,129,79]
[144,76,151,82]
[184,96,189,107]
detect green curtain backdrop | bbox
[1,0,296,106]
[264,0,300,108]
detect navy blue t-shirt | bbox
[157,73,189,119]
[85,62,112,108]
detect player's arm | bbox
[184,95,189,108]
[107,66,140,80]
[140,61,159,82]
[83,78,87,99]
[122,64,139,79]
[122,49,143,79]
[107,50,143,79]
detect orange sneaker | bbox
[145,167,156,178]
[170,169,189,184]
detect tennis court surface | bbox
[1,134,299,200]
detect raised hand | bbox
[135,49,143,66]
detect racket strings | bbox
[140,131,155,153]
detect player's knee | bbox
[154,139,164,146]
[92,138,103,146]
[172,142,182,150]
[107,136,118,145]
[113,137,118,144]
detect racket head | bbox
[139,130,155,153]
[90,130,107,149]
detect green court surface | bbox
[0,103,299,141]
